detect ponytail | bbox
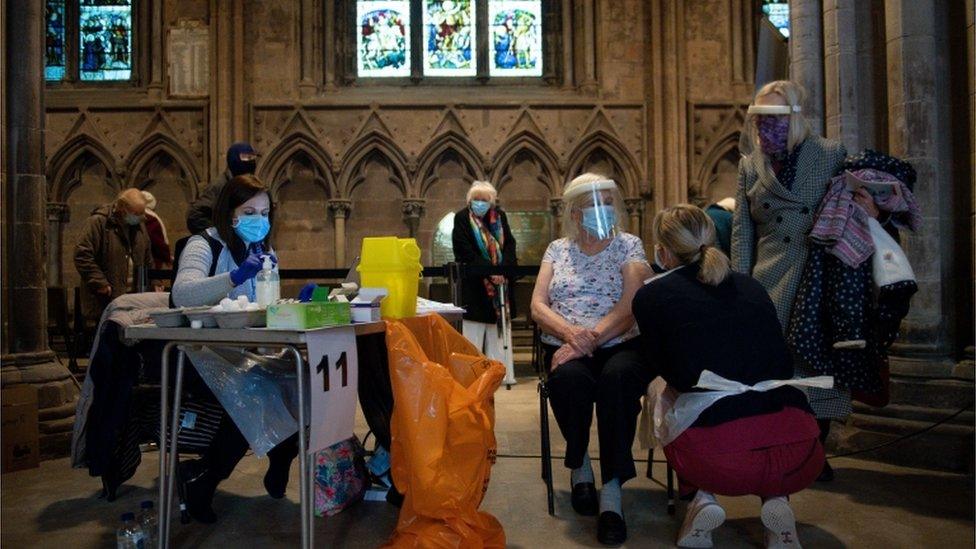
[652,204,732,286]
[698,245,730,286]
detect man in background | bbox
[74,188,153,320]
[186,142,259,233]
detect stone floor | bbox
[2,380,974,548]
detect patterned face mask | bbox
[757,115,790,158]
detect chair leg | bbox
[646,447,654,480]
[538,381,554,516]
[666,463,676,516]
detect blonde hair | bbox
[652,204,730,286]
[560,172,628,241]
[466,180,497,204]
[739,80,813,186]
[141,190,157,210]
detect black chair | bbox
[534,323,675,516]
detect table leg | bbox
[288,346,311,549]
[164,349,186,548]
[158,342,174,549]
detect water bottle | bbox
[116,512,145,549]
[255,255,280,307]
[137,500,158,549]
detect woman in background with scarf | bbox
[452,180,518,385]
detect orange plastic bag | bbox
[383,314,506,548]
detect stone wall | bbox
[44,0,761,297]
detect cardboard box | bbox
[2,385,40,474]
[267,301,351,330]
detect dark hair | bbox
[213,174,274,258]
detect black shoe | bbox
[179,460,218,524]
[597,511,627,545]
[816,460,834,482]
[263,459,292,499]
[385,483,404,508]
[570,481,598,516]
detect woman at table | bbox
[633,204,824,549]
[530,173,654,545]
[171,173,297,523]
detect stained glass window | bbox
[762,0,790,38]
[357,1,411,77]
[45,1,67,81]
[489,1,542,77]
[79,0,133,81]
[423,0,476,76]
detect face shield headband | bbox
[564,179,619,240]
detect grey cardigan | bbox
[171,227,257,307]
[731,135,847,330]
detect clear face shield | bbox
[564,179,619,240]
[741,103,800,158]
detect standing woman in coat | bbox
[452,180,518,385]
[731,80,873,481]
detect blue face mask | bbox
[470,200,491,217]
[581,205,616,240]
[233,214,271,244]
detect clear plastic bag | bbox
[184,346,300,457]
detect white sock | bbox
[571,453,594,486]
[599,478,622,515]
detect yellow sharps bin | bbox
[357,237,422,319]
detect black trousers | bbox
[202,415,298,482]
[545,338,654,485]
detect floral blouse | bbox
[541,232,649,347]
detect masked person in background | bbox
[186,142,259,233]
[530,173,654,545]
[452,180,518,386]
[140,190,172,269]
[74,188,153,321]
[171,174,297,524]
[731,80,860,482]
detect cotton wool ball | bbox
[245,303,260,311]
[237,295,250,306]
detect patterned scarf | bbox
[469,207,504,300]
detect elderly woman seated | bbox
[632,205,826,549]
[530,173,654,546]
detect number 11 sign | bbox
[306,326,359,453]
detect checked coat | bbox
[731,135,847,331]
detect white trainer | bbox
[676,498,726,548]
[762,497,801,549]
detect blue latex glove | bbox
[230,253,264,286]
[251,244,278,266]
[297,283,318,303]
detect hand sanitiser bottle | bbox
[255,255,280,307]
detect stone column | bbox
[2,0,78,458]
[548,198,564,240]
[328,199,352,268]
[822,0,860,150]
[401,199,426,238]
[884,0,956,370]
[299,0,317,97]
[624,197,643,235]
[46,203,70,287]
[789,0,825,136]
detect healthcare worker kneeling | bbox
[171,174,298,524]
